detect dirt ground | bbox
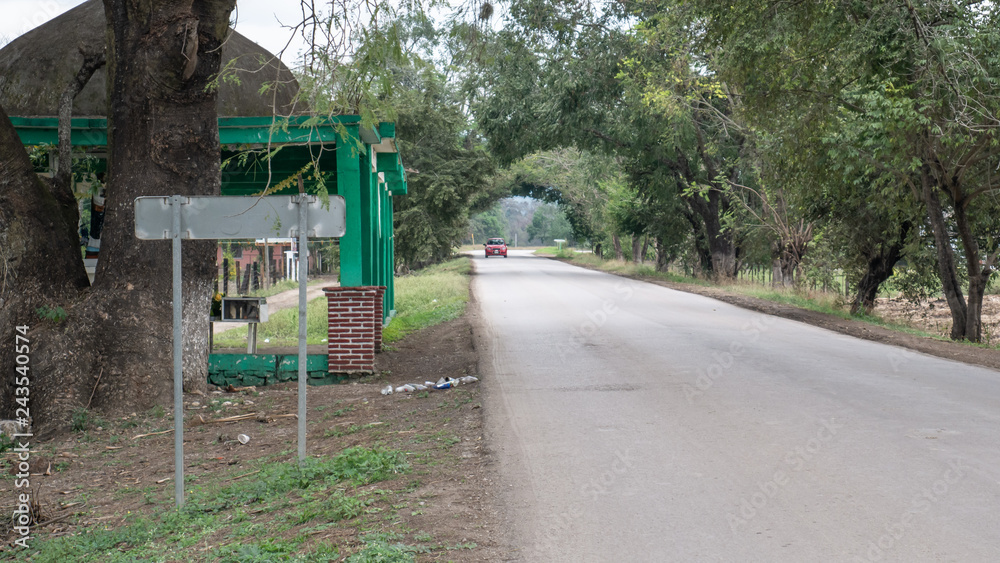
[0,313,511,561]
[874,294,1000,344]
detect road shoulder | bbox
[549,257,1000,372]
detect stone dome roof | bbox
[0,0,299,117]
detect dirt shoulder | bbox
[554,257,1000,373]
[1,313,509,561]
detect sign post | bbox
[171,196,183,508]
[135,195,345,506]
[297,196,308,463]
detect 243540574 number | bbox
[14,326,29,414]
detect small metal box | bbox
[219,297,269,323]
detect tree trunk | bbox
[0,105,94,428]
[851,227,909,316]
[654,234,670,272]
[920,166,968,340]
[631,234,642,264]
[684,189,737,279]
[612,233,623,261]
[953,190,990,343]
[679,205,712,275]
[640,234,649,264]
[3,0,237,434]
[88,0,234,405]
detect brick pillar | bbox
[324,287,380,374]
[374,286,386,353]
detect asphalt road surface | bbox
[474,250,1000,562]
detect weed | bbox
[330,447,410,486]
[0,433,13,454]
[346,533,423,563]
[333,406,356,417]
[36,305,68,322]
[71,407,102,433]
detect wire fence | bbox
[736,266,851,296]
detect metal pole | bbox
[297,196,308,463]
[171,195,184,507]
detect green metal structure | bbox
[10,115,407,320]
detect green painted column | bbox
[359,149,375,285]
[337,125,363,287]
[379,180,389,320]
[387,194,395,313]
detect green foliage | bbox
[469,203,510,242]
[36,305,67,323]
[526,203,574,245]
[346,533,428,563]
[0,433,13,454]
[71,407,102,433]
[329,447,410,486]
[14,447,408,562]
[390,55,499,269]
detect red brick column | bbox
[324,287,380,374]
[374,286,386,353]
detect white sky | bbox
[0,0,312,65]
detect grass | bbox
[12,448,411,562]
[213,257,472,349]
[213,295,330,348]
[382,257,471,344]
[534,246,576,258]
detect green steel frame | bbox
[10,115,407,320]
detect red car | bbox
[484,237,508,258]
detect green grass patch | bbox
[534,246,577,258]
[214,294,331,348]
[215,257,471,348]
[12,447,409,562]
[382,257,471,344]
[555,253,711,286]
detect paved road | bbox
[474,250,1000,562]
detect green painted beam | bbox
[10,116,108,146]
[378,122,396,138]
[9,115,384,148]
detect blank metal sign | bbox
[134,195,346,240]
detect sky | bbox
[0,0,311,65]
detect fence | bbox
[736,266,851,296]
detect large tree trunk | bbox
[92,0,235,399]
[0,105,93,427]
[953,190,991,343]
[851,233,908,316]
[679,204,712,275]
[630,234,642,264]
[920,165,968,340]
[683,189,737,279]
[0,0,236,435]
